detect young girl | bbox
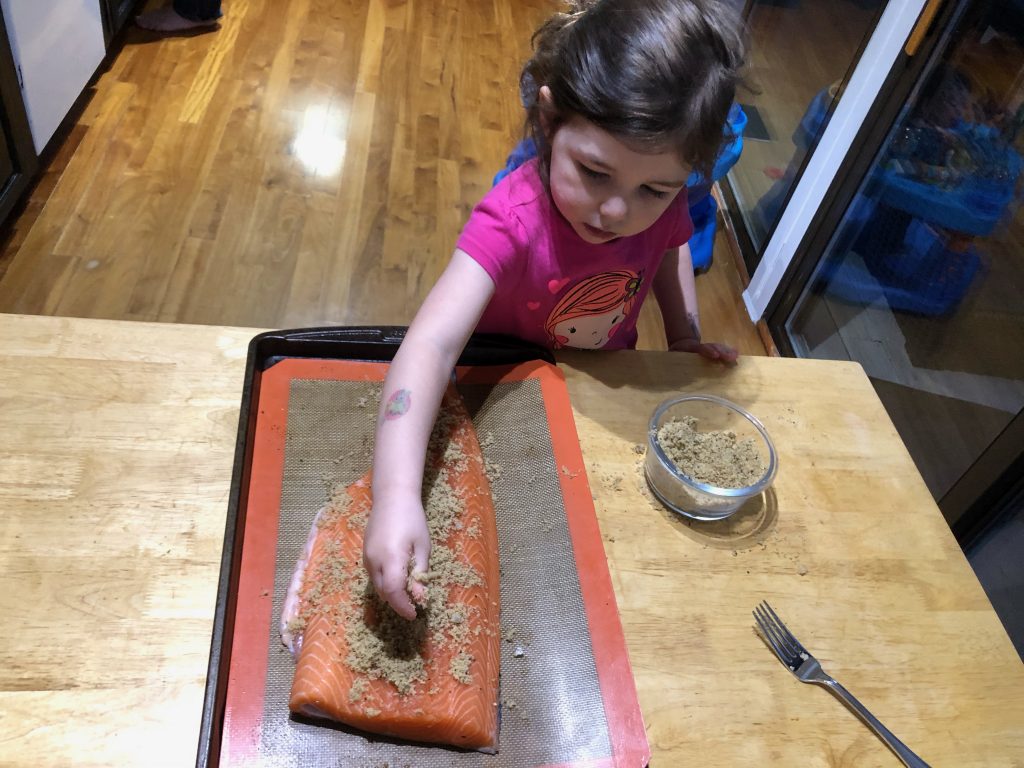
[364,0,747,618]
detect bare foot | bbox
[136,7,218,32]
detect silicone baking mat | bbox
[213,356,648,767]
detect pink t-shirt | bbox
[457,159,693,350]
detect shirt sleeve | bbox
[455,186,526,289]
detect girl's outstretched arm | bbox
[364,249,495,619]
[653,244,738,363]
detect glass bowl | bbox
[644,394,778,521]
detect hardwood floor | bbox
[0,0,765,356]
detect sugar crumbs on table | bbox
[601,472,624,492]
[655,415,765,487]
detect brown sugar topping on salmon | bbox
[283,387,501,751]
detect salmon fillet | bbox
[282,387,501,751]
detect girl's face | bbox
[551,303,627,348]
[545,107,690,244]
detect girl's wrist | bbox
[668,338,700,351]
[371,483,422,511]
[668,313,701,348]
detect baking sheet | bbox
[205,351,648,767]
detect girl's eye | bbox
[578,163,607,180]
[642,185,669,199]
[569,326,577,334]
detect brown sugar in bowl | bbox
[644,394,778,521]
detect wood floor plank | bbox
[0,0,765,357]
[180,0,249,124]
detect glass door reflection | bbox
[784,0,1024,518]
[725,0,886,268]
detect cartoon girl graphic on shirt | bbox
[544,270,643,349]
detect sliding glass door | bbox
[721,0,886,272]
[772,0,1024,529]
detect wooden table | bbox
[2,314,1021,767]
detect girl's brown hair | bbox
[522,0,747,179]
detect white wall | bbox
[1,0,106,154]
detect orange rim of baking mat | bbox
[221,357,650,767]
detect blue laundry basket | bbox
[685,104,747,272]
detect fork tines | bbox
[753,600,807,671]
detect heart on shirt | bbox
[527,300,541,311]
[547,277,570,294]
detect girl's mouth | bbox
[583,223,618,240]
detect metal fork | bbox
[753,601,931,768]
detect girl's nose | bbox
[599,196,627,223]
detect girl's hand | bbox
[363,493,431,620]
[668,337,739,364]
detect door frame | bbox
[765,0,964,353]
[948,413,1024,539]
[760,0,1024,534]
[0,10,37,225]
[720,0,888,278]
[739,0,934,323]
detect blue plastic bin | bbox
[687,194,718,275]
[686,103,747,271]
[826,203,982,316]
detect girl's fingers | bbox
[408,542,431,606]
[378,563,417,619]
[716,345,739,364]
[700,343,739,364]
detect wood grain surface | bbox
[0,0,765,357]
[1,313,1021,767]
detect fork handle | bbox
[822,679,931,768]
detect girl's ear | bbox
[538,85,557,139]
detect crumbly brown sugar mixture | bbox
[656,415,765,488]
[294,405,493,697]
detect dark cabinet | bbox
[0,11,37,226]
[100,0,141,46]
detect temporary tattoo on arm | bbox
[384,389,412,420]
[686,312,701,341]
